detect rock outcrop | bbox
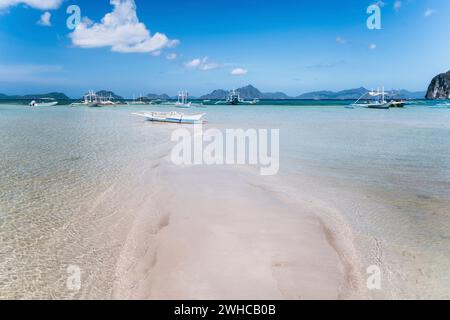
[426,71,450,99]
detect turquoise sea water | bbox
[0,102,449,299]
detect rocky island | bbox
[426,71,450,99]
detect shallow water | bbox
[0,102,449,299]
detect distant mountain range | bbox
[0,85,427,101]
[0,92,69,100]
[200,85,425,100]
[295,87,426,100]
[200,85,290,100]
[295,87,369,100]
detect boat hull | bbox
[94,103,117,107]
[71,103,97,107]
[30,102,58,107]
[353,102,392,109]
[133,112,205,124]
[366,105,391,109]
[175,102,192,108]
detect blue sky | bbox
[0,0,449,97]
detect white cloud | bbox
[0,0,62,10]
[37,11,51,26]
[184,57,219,71]
[231,68,248,76]
[424,8,436,18]
[369,43,377,50]
[336,37,346,44]
[166,53,177,60]
[69,0,179,54]
[394,1,402,11]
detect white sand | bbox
[113,160,368,300]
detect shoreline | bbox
[112,158,369,300]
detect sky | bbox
[0,0,449,98]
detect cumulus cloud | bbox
[424,8,436,18]
[0,0,62,10]
[37,11,51,26]
[69,0,179,54]
[184,57,219,71]
[231,68,248,76]
[369,43,377,50]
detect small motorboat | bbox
[29,98,58,107]
[389,100,406,108]
[133,112,205,124]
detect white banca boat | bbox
[351,87,392,109]
[133,111,205,124]
[94,95,118,107]
[175,91,192,108]
[215,90,259,105]
[29,98,58,107]
[71,90,98,107]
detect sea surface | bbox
[0,101,449,299]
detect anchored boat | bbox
[29,98,58,107]
[175,91,192,108]
[351,87,392,109]
[71,90,98,107]
[215,90,259,105]
[94,95,118,107]
[226,89,241,105]
[133,111,205,124]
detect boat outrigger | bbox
[133,111,205,124]
[29,98,58,107]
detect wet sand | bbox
[113,160,368,300]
